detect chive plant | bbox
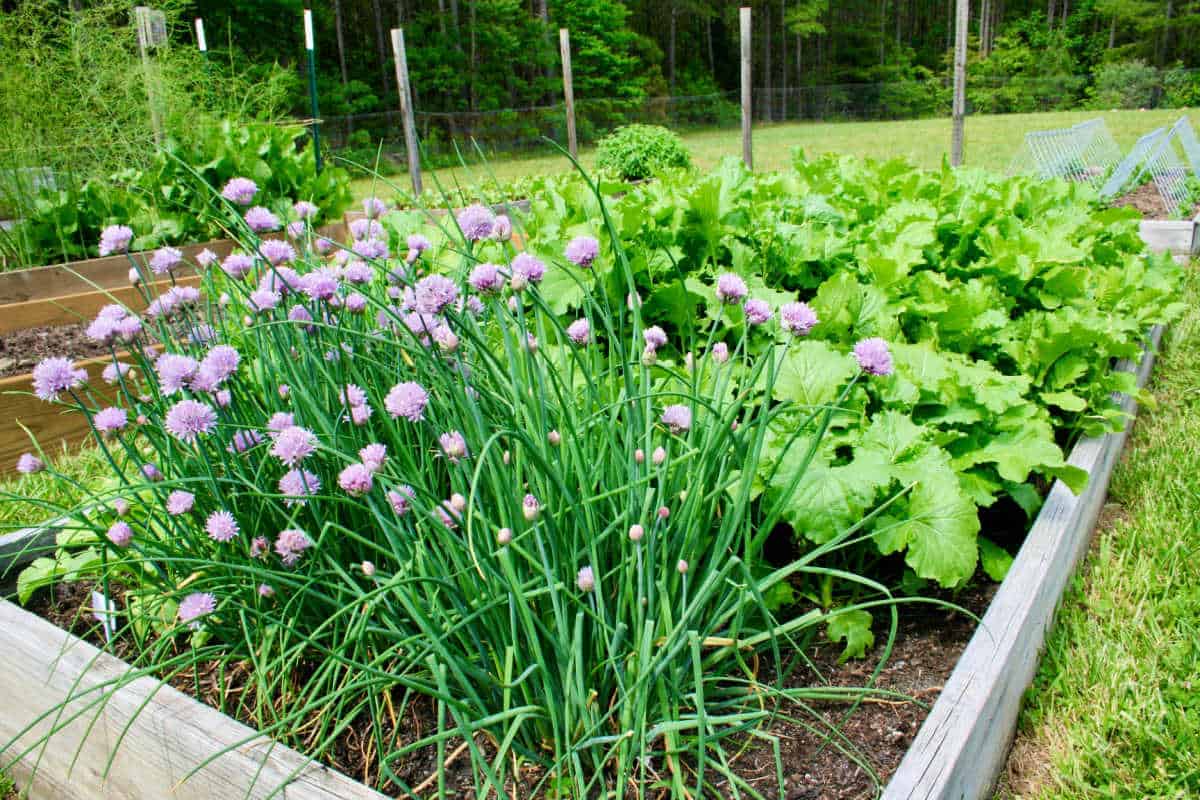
[6,168,901,798]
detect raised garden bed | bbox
[1115,182,1200,260]
[0,329,1163,799]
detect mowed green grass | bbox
[0,445,111,531]
[351,107,1192,199]
[999,268,1200,799]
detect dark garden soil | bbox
[0,323,111,379]
[1112,181,1200,220]
[25,576,995,799]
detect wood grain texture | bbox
[0,275,205,335]
[0,600,387,800]
[883,326,1164,800]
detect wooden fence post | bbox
[303,8,324,173]
[390,28,423,196]
[559,28,578,159]
[950,0,969,167]
[740,7,752,169]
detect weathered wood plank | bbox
[0,600,387,800]
[0,275,204,335]
[1138,219,1197,255]
[883,326,1164,800]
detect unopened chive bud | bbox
[677,559,689,574]
[361,560,376,577]
[635,448,645,464]
[658,506,670,520]
[497,527,513,545]
[629,524,644,542]
[548,430,561,446]
[652,446,667,466]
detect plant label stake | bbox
[195,17,207,55]
[559,29,578,159]
[303,8,324,174]
[134,6,167,147]
[390,28,423,197]
[90,590,118,642]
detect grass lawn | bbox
[996,267,1200,799]
[350,107,1193,200]
[0,445,111,531]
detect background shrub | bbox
[1088,60,1161,109]
[595,124,692,180]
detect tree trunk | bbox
[1047,0,1055,30]
[333,0,349,85]
[707,15,715,72]
[469,0,477,110]
[796,33,803,118]
[371,0,393,96]
[979,0,989,56]
[437,0,446,35]
[1108,14,1116,48]
[1160,0,1175,66]
[669,1,677,95]
[780,0,787,120]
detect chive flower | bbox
[643,326,668,351]
[522,494,540,522]
[565,236,599,267]
[716,273,748,303]
[469,263,504,294]
[359,443,387,472]
[166,490,195,516]
[439,431,468,463]
[853,338,894,376]
[274,529,312,566]
[743,298,772,325]
[32,357,87,401]
[710,342,730,363]
[278,469,321,505]
[270,426,318,467]
[98,225,134,256]
[388,485,415,515]
[363,196,388,219]
[414,275,459,314]
[576,566,596,592]
[456,204,496,241]
[205,510,239,542]
[221,177,258,206]
[178,592,216,629]
[661,405,692,434]
[385,382,429,421]
[149,247,183,275]
[156,353,199,395]
[293,200,319,220]
[94,407,128,437]
[221,253,254,279]
[567,318,591,344]
[260,240,297,266]
[338,463,374,496]
[245,206,281,233]
[164,399,218,443]
[511,253,546,285]
[106,520,133,547]
[780,301,818,336]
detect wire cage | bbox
[1010,118,1122,190]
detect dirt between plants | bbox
[24,577,995,799]
[1111,181,1200,220]
[0,323,111,379]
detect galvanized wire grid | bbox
[1014,118,1122,190]
[1100,127,1167,199]
[1145,119,1196,217]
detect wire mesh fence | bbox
[1100,127,1167,199]
[1146,120,1196,217]
[1009,118,1122,190]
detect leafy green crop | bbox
[595,124,693,181]
[517,152,1183,592]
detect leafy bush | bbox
[1087,60,1161,109]
[595,124,692,180]
[9,173,896,796]
[4,119,351,266]
[1162,65,1200,108]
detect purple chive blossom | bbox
[228,429,265,453]
[716,273,748,304]
[166,490,195,516]
[406,234,432,263]
[349,403,373,426]
[250,537,269,558]
[141,463,164,482]
[249,289,281,312]
[94,407,128,437]
[98,225,134,256]
[206,510,239,542]
[342,261,374,284]
[345,293,368,314]
[853,338,894,376]
[338,463,374,496]
[270,426,317,467]
[220,253,254,279]
[107,521,133,547]
[359,443,387,472]
[278,469,321,505]
[221,177,258,206]
[711,342,730,364]
[353,238,390,260]
[149,247,183,275]
[510,253,546,290]
[259,266,302,295]
[258,583,275,597]
[643,326,668,351]
[363,197,388,219]
[565,236,599,268]
[743,298,772,326]
[16,453,44,474]
[385,382,429,421]
[388,485,415,515]
[101,362,132,385]
[661,404,693,434]
[156,353,199,395]
[780,302,818,336]
[439,431,468,463]
[457,204,496,241]
[576,566,596,592]
[200,345,240,384]
[492,214,512,241]
[115,316,142,342]
[314,236,335,255]
[340,384,368,408]
[350,218,384,241]
[413,275,459,314]
[522,494,540,522]
[179,592,217,629]
[302,268,341,301]
[469,262,504,294]
[288,305,315,329]
[260,239,296,266]
[245,206,281,233]
[266,412,295,437]
[164,399,218,443]
[567,318,591,344]
[286,221,305,239]
[293,200,319,220]
[32,357,87,401]
[274,529,312,566]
